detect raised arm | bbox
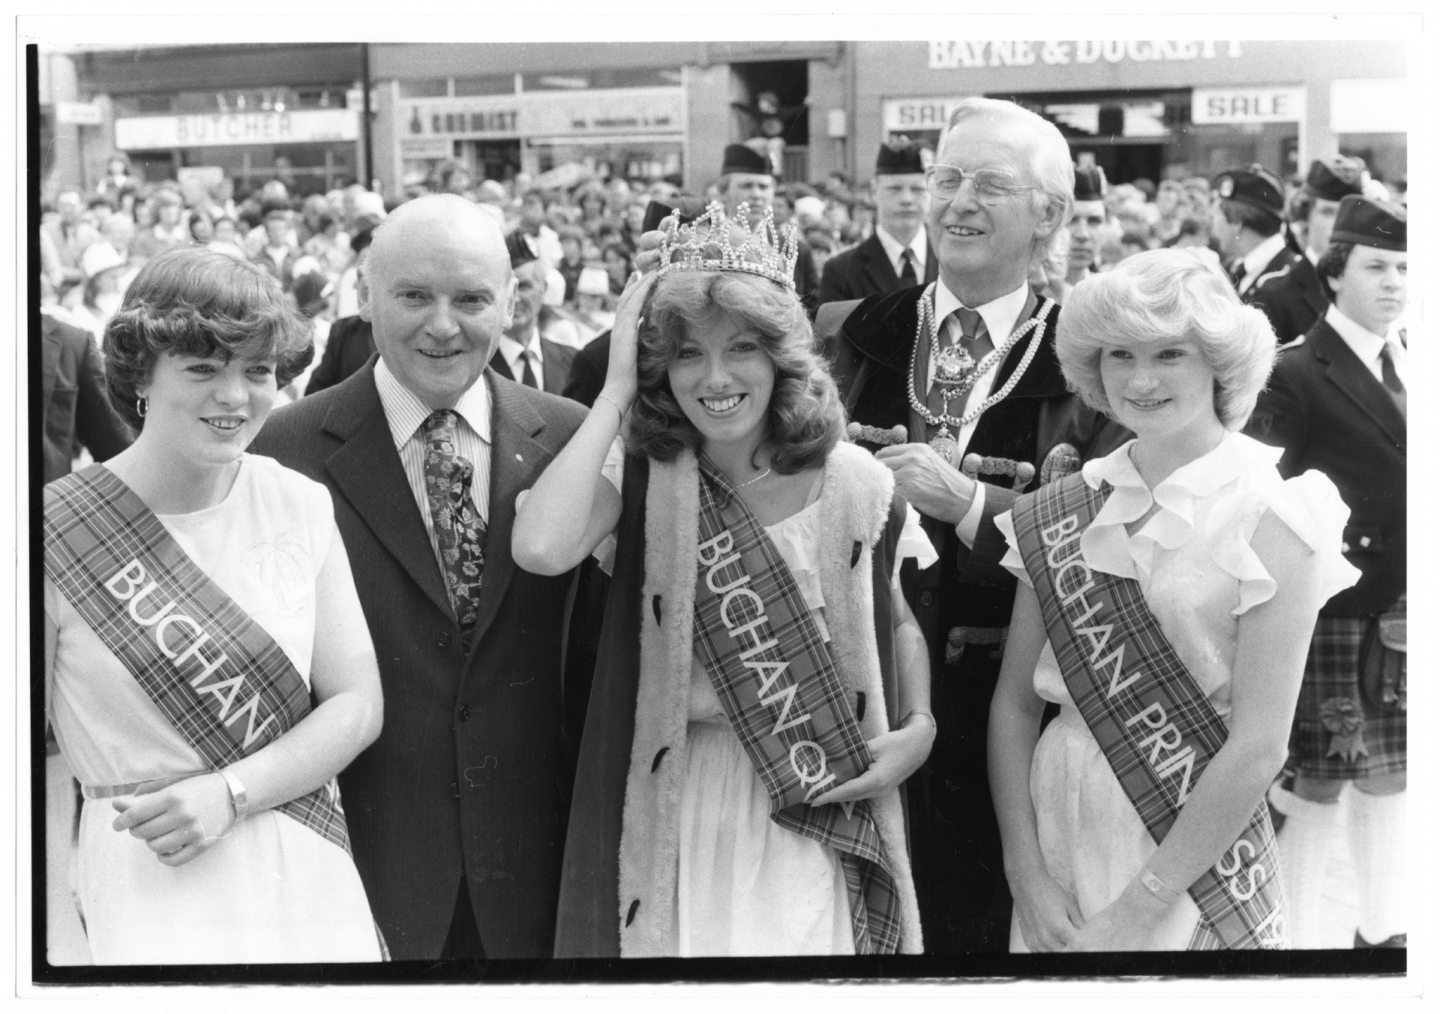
[512,272,656,576]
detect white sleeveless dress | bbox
[44,455,381,964]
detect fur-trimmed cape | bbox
[553,441,923,957]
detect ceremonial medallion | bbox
[933,344,977,390]
[929,432,960,467]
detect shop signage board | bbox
[928,39,1244,69]
[1192,86,1306,124]
[400,87,684,142]
[115,108,359,150]
[55,101,103,126]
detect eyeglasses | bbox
[924,164,1036,205]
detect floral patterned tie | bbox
[422,409,486,638]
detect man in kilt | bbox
[1247,194,1408,949]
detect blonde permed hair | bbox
[1056,248,1277,431]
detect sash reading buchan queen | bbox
[44,465,351,854]
[1011,474,1287,949]
[691,456,902,955]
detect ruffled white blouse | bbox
[996,432,1358,716]
[991,433,1358,951]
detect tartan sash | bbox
[1011,474,1287,950]
[43,465,351,855]
[691,456,901,954]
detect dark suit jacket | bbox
[488,334,577,396]
[249,365,588,959]
[1239,246,1298,302]
[824,287,1128,952]
[305,315,375,396]
[560,330,610,408]
[1250,257,1329,345]
[1246,317,1405,617]
[818,232,938,305]
[40,313,131,482]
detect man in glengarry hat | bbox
[717,142,821,306]
[1250,155,1368,343]
[1247,193,1408,951]
[819,140,939,304]
[1210,163,1295,299]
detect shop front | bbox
[389,85,685,190]
[852,38,1407,187]
[112,95,362,196]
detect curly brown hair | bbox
[626,271,842,471]
[103,247,313,429]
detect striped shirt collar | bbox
[374,358,492,449]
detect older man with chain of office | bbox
[822,97,1128,953]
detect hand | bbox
[632,228,666,274]
[1011,867,1084,952]
[809,721,935,807]
[1063,881,1170,952]
[874,443,976,525]
[112,772,235,867]
[602,270,659,407]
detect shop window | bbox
[398,78,449,99]
[454,74,518,96]
[520,67,682,92]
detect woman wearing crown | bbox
[515,203,935,957]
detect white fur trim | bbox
[617,445,923,955]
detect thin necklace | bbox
[736,467,772,489]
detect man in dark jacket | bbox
[819,141,938,304]
[822,97,1128,953]
[1250,155,1367,343]
[1248,194,1407,950]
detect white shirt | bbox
[929,279,1033,547]
[374,360,493,577]
[1238,232,1288,295]
[874,225,928,283]
[1324,305,1408,388]
[497,328,545,390]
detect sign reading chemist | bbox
[928,40,1243,69]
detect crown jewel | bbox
[655,200,800,290]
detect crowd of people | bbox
[39,99,1407,968]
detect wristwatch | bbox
[219,768,250,823]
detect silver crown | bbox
[655,200,800,290]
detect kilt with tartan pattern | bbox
[1292,615,1406,780]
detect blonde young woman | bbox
[989,249,1358,951]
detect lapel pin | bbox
[515,453,524,462]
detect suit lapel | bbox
[321,368,453,618]
[467,374,552,651]
[541,340,566,395]
[490,351,517,384]
[1310,322,1406,447]
[859,236,900,295]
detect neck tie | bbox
[898,249,917,288]
[519,348,539,389]
[926,307,991,429]
[422,410,486,640]
[1380,339,1406,415]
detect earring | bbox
[136,395,148,419]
